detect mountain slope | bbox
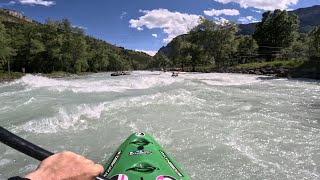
[0,8,153,72]
[238,5,320,35]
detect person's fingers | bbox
[84,159,94,165]
[76,155,86,160]
[63,151,76,156]
[92,164,104,175]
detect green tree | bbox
[289,33,309,59]
[253,9,299,60]
[9,23,45,73]
[153,52,171,70]
[43,19,63,72]
[308,27,320,58]
[0,19,15,72]
[1,15,152,74]
[235,35,258,64]
[189,18,238,67]
[86,39,109,72]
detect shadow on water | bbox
[256,76,320,83]
[256,76,283,81]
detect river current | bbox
[0,71,319,179]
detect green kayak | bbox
[102,133,190,180]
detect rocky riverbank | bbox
[212,66,320,80]
[214,66,290,77]
[211,59,320,80]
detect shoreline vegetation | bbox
[0,10,153,78]
[1,58,319,83]
[0,71,92,83]
[1,8,320,82]
[152,9,320,79]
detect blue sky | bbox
[1,0,319,55]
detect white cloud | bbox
[152,34,158,38]
[204,9,240,16]
[213,17,230,24]
[137,27,144,31]
[213,0,298,10]
[72,25,88,30]
[135,49,157,56]
[120,11,127,20]
[129,9,201,43]
[238,16,258,24]
[19,0,55,6]
[8,1,16,5]
[0,1,16,7]
[251,9,262,13]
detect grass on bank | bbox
[0,71,23,81]
[42,71,74,78]
[234,59,306,69]
[0,71,86,82]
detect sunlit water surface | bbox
[0,71,319,179]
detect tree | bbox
[43,19,63,72]
[0,19,15,73]
[308,27,320,59]
[253,9,299,60]
[289,33,309,59]
[180,41,204,71]
[235,35,258,64]
[86,39,109,72]
[189,18,238,67]
[1,16,152,74]
[153,52,171,70]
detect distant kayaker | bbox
[9,151,104,180]
[172,72,178,77]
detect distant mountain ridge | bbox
[238,5,320,35]
[0,9,33,23]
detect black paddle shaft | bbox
[0,126,53,161]
[0,126,108,180]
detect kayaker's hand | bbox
[25,151,104,180]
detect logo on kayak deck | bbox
[135,132,145,136]
[159,150,183,177]
[103,151,122,177]
[129,150,152,156]
[156,175,177,180]
[110,174,128,180]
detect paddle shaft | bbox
[0,126,108,180]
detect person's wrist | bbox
[25,169,47,180]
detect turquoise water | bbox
[0,71,319,179]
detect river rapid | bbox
[0,71,319,179]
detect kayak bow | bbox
[102,132,190,180]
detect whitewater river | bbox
[0,71,319,179]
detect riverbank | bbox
[228,59,320,79]
[0,72,24,83]
[0,71,93,83]
[192,59,320,80]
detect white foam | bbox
[23,97,36,105]
[11,73,179,93]
[182,73,264,86]
[15,88,204,133]
[0,159,10,166]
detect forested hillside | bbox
[155,9,320,78]
[0,9,153,74]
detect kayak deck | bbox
[102,133,190,180]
